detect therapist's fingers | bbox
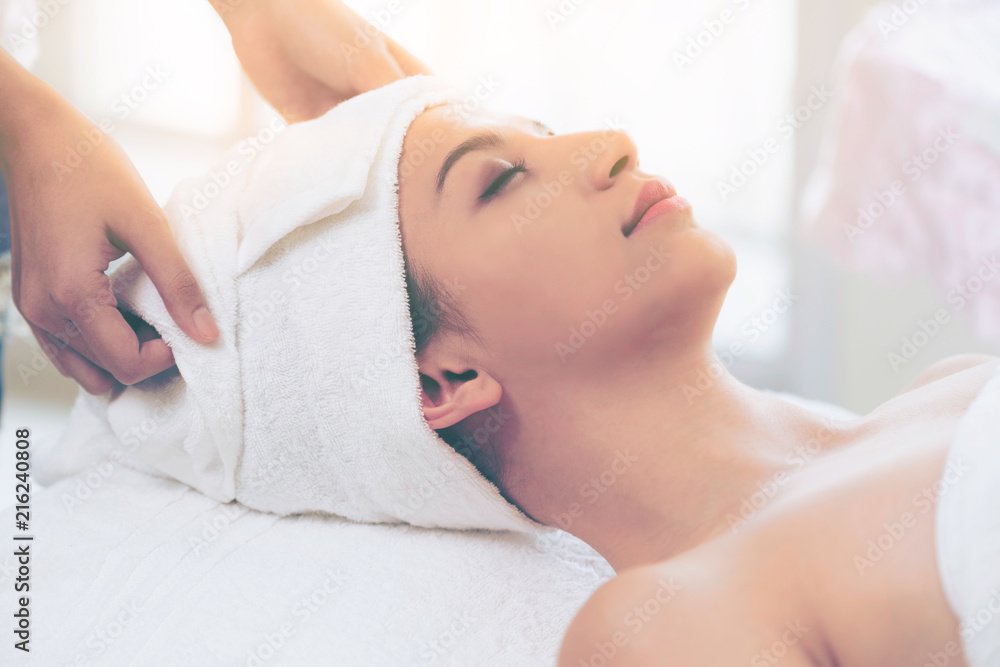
[72,296,177,386]
[111,207,220,345]
[26,322,67,376]
[27,322,115,395]
[48,299,163,380]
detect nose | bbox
[570,130,638,191]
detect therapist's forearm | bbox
[0,48,64,171]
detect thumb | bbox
[116,210,219,344]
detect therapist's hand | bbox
[212,0,432,123]
[0,51,219,395]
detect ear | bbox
[417,354,502,430]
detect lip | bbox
[624,177,678,237]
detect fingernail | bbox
[193,306,219,341]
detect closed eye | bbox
[479,158,527,202]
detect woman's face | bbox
[398,103,736,421]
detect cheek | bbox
[456,214,635,360]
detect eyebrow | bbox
[435,119,553,198]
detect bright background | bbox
[2,0,998,468]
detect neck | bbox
[504,344,851,573]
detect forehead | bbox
[401,104,541,171]
[408,103,536,141]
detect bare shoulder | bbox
[557,554,816,667]
[903,353,999,393]
[557,566,682,667]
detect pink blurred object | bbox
[801,0,1000,340]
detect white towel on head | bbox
[52,74,538,533]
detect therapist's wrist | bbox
[208,0,260,32]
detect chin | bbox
[631,225,737,341]
[644,209,736,278]
[703,227,738,289]
[670,224,737,291]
